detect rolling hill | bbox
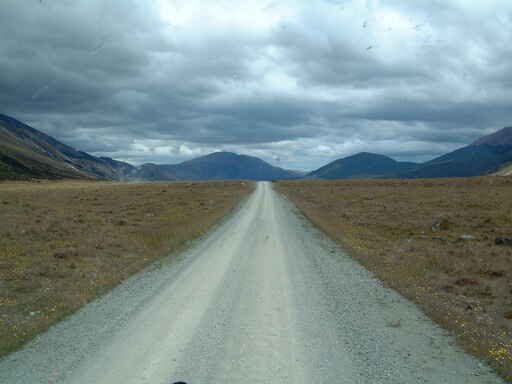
[131,152,301,181]
[306,152,419,179]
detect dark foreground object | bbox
[495,236,512,246]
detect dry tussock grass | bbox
[0,180,252,357]
[277,177,512,380]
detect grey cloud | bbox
[1,0,511,171]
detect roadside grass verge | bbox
[0,180,253,357]
[277,177,512,381]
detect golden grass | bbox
[0,180,253,357]
[277,177,512,381]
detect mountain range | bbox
[305,127,512,179]
[129,152,303,181]
[0,114,300,181]
[1,113,511,181]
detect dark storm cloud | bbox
[1,0,511,170]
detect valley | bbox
[2,113,512,182]
[0,180,252,358]
[0,182,505,384]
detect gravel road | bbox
[0,182,505,383]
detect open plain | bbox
[277,177,512,380]
[0,180,252,358]
[0,182,505,384]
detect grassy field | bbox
[277,177,512,380]
[0,180,253,357]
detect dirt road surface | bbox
[0,182,505,383]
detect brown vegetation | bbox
[277,177,512,380]
[0,180,252,357]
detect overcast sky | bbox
[1,0,511,170]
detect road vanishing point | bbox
[0,182,505,384]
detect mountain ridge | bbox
[405,144,512,178]
[0,114,135,180]
[306,152,419,179]
[308,126,512,179]
[471,126,512,146]
[0,114,300,181]
[130,151,301,181]
[2,113,512,181]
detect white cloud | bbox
[1,0,511,171]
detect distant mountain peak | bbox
[307,152,418,179]
[132,151,300,181]
[4,113,512,182]
[0,114,299,182]
[471,126,512,146]
[205,151,236,156]
[194,151,241,160]
[346,152,394,161]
